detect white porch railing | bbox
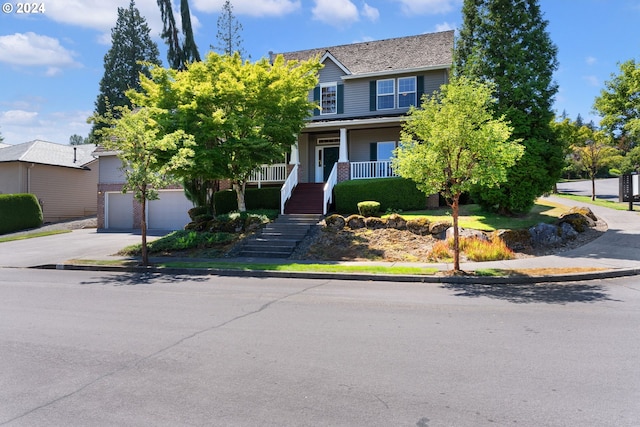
[248,163,287,188]
[350,160,398,180]
[323,163,338,215]
[281,164,298,214]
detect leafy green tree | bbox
[129,53,322,213]
[393,77,524,272]
[99,107,195,266]
[571,129,620,200]
[455,0,562,214]
[69,134,89,145]
[157,0,201,70]
[90,0,160,142]
[621,146,640,173]
[593,59,640,151]
[213,0,247,58]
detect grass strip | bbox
[159,261,439,276]
[0,229,71,243]
[554,193,639,211]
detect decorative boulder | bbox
[492,229,532,251]
[324,214,346,231]
[365,216,386,229]
[558,210,596,232]
[529,223,562,247]
[346,214,366,229]
[429,220,452,237]
[406,217,430,235]
[386,213,407,230]
[559,222,579,240]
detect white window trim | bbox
[377,78,395,110]
[320,82,338,115]
[398,76,417,109]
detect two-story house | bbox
[95,31,453,230]
[275,30,453,215]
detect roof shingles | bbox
[279,31,454,75]
[0,140,96,169]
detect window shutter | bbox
[369,143,377,161]
[369,81,377,111]
[337,84,344,114]
[313,86,320,116]
[417,75,425,106]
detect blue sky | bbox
[0,0,638,146]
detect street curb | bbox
[35,263,640,284]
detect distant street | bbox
[1,268,639,426]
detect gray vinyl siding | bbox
[308,69,448,122]
[99,155,126,184]
[348,128,401,162]
[319,60,346,84]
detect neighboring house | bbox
[96,31,453,229]
[0,140,99,222]
[0,143,9,149]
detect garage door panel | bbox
[148,191,193,230]
[107,193,133,229]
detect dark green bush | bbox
[335,178,427,214]
[214,187,280,214]
[0,194,43,235]
[357,201,381,217]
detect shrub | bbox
[458,237,515,262]
[335,177,426,214]
[0,194,43,234]
[427,240,453,261]
[214,187,280,214]
[120,230,235,255]
[358,201,381,217]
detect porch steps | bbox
[236,214,322,258]
[284,183,325,214]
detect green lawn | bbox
[554,193,639,211]
[383,199,566,231]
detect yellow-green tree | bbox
[100,107,195,266]
[393,77,524,272]
[131,52,321,212]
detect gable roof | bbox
[0,143,9,149]
[277,31,454,77]
[0,140,97,169]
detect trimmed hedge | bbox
[335,177,427,214]
[0,194,43,234]
[214,187,280,214]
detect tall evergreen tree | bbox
[455,0,562,214]
[90,0,161,142]
[157,0,201,70]
[213,0,247,58]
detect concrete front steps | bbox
[236,214,322,258]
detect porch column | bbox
[337,128,350,182]
[338,128,348,161]
[289,142,299,165]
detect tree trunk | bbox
[140,190,149,267]
[591,175,596,201]
[452,193,461,273]
[233,181,247,212]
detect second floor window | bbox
[321,83,337,114]
[398,77,416,108]
[377,79,395,110]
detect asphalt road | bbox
[1,269,639,426]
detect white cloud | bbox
[435,21,456,32]
[0,109,92,145]
[586,56,597,65]
[312,0,359,27]
[394,0,460,15]
[192,0,301,16]
[362,3,380,22]
[0,33,80,69]
[583,75,599,87]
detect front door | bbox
[315,146,340,182]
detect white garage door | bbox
[148,190,193,230]
[106,192,134,229]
